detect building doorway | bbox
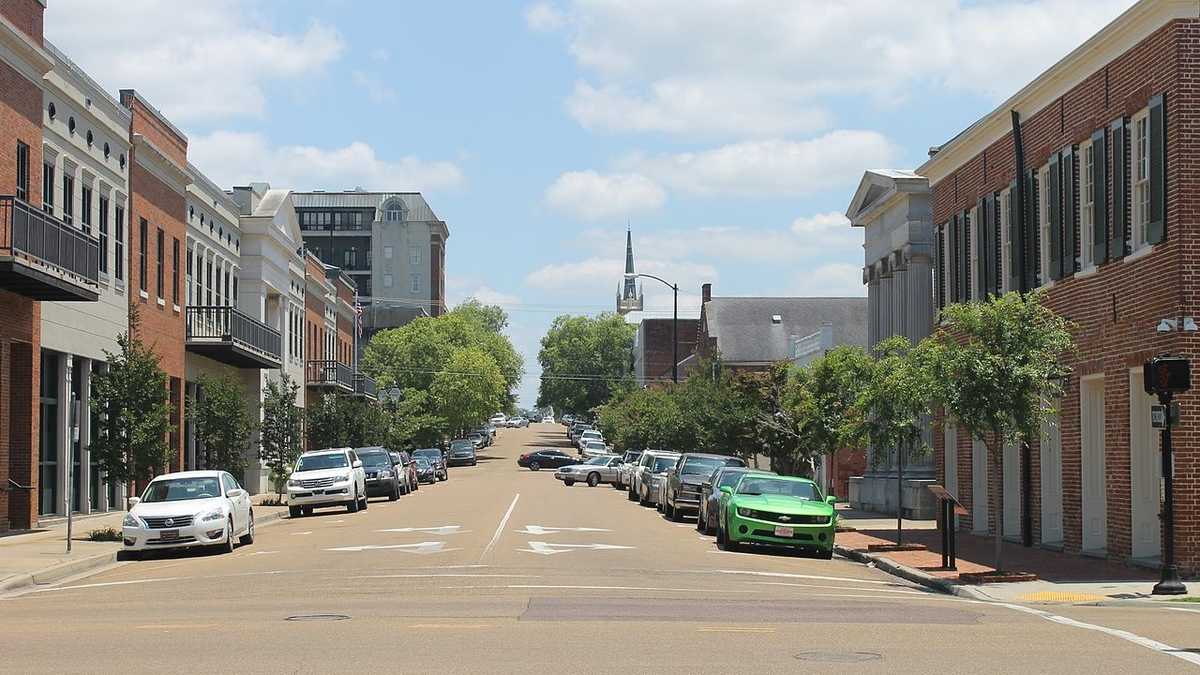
[1080,375,1107,554]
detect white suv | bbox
[286,448,368,517]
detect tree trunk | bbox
[989,436,1004,573]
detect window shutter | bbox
[1061,145,1076,276]
[960,210,971,302]
[1007,180,1021,293]
[992,194,1002,296]
[976,197,988,300]
[948,215,960,303]
[1092,128,1108,263]
[1147,93,1166,244]
[936,224,946,310]
[1048,153,1062,281]
[1110,117,1128,259]
[1023,171,1038,290]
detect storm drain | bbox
[794,651,882,663]
[285,613,351,622]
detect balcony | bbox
[0,195,100,301]
[186,306,283,369]
[307,359,354,392]
[354,372,378,400]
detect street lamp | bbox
[618,272,679,383]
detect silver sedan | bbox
[555,455,621,487]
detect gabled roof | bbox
[704,297,867,364]
[845,170,929,226]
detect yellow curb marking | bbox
[1017,591,1107,603]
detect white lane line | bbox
[711,569,899,586]
[997,602,1200,667]
[378,526,465,535]
[441,584,720,593]
[348,574,538,579]
[1165,606,1200,614]
[480,493,520,561]
[291,531,313,536]
[750,581,927,595]
[515,525,611,535]
[326,542,456,554]
[32,577,181,593]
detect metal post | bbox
[896,439,904,546]
[672,284,678,384]
[1153,391,1187,595]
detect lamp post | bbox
[618,273,678,383]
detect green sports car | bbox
[715,473,837,559]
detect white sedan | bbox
[122,470,254,559]
[555,455,622,487]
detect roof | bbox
[291,191,441,222]
[704,297,867,364]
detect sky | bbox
[44,0,1136,408]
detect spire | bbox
[617,227,643,314]
[624,228,635,274]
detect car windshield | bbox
[415,458,431,468]
[296,453,348,471]
[624,452,642,463]
[414,449,441,459]
[736,477,819,500]
[358,452,391,468]
[586,441,606,448]
[141,477,222,503]
[652,457,678,472]
[681,457,728,475]
[584,456,610,465]
[450,441,474,450]
[718,470,753,489]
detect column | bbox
[78,359,92,515]
[866,276,879,350]
[56,355,69,516]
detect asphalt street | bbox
[4,424,1198,673]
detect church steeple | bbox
[617,227,643,314]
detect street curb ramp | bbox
[835,544,991,601]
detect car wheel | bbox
[119,549,142,561]
[389,483,400,501]
[587,473,600,487]
[348,488,360,513]
[627,484,637,501]
[564,479,575,486]
[222,518,236,554]
[361,489,369,510]
[667,500,679,521]
[289,505,302,518]
[240,510,255,545]
[302,506,313,516]
[529,461,541,471]
[412,477,419,491]
[817,548,834,560]
[639,486,650,507]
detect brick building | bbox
[923,0,1200,573]
[632,318,699,385]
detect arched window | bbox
[383,198,404,223]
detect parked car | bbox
[576,429,604,451]
[580,440,611,458]
[489,413,507,427]
[466,432,487,449]
[629,451,680,506]
[509,417,529,428]
[397,450,420,493]
[662,453,748,521]
[413,448,448,481]
[517,449,577,471]
[121,470,253,558]
[387,451,416,494]
[568,422,592,441]
[555,455,621,487]
[697,467,775,534]
[541,415,555,423]
[613,450,644,490]
[560,414,575,426]
[286,448,368,516]
[356,447,403,501]
[448,439,478,466]
[715,474,837,558]
[415,457,438,484]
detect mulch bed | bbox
[958,570,1039,584]
[867,543,928,553]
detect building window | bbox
[999,188,1010,293]
[410,274,420,293]
[206,259,213,306]
[138,218,148,292]
[232,276,238,307]
[410,246,420,265]
[98,196,109,274]
[16,142,29,202]
[383,245,393,259]
[172,238,180,306]
[80,185,92,234]
[334,212,343,227]
[186,246,193,305]
[1080,141,1095,269]
[353,212,362,226]
[383,273,393,288]
[385,200,403,222]
[115,206,124,281]
[1132,109,1150,251]
[156,227,164,299]
[62,173,74,225]
[1038,166,1051,285]
[223,267,230,306]
[42,162,54,214]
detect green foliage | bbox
[305,394,389,451]
[451,298,509,332]
[791,345,874,458]
[89,308,173,485]
[86,526,123,542]
[537,313,636,415]
[260,373,304,495]
[733,363,812,476]
[431,347,506,436]
[189,373,256,479]
[852,336,935,468]
[384,389,446,449]
[596,387,685,452]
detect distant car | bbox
[568,422,592,441]
[576,429,604,451]
[662,453,747,521]
[286,448,368,517]
[629,451,680,506]
[466,432,487,449]
[518,449,577,471]
[613,450,644,490]
[716,474,837,558]
[489,413,507,427]
[541,415,555,424]
[580,440,611,458]
[412,448,448,481]
[510,417,529,428]
[697,467,775,534]
[121,470,253,558]
[415,457,438,484]
[356,447,403,501]
[555,455,621,487]
[448,440,478,466]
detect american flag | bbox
[354,300,364,337]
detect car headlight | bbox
[200,508,225,522]
[333,473,351,483]
[736,507,756,518]
[286,479,299,487]
[378,470,393,479]
[122,513,144,528]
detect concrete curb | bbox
[0,507,290,595]
[835,544,992,601]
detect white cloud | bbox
[536,0,1132,137]
[351,71,397,104]
[465,286,522,307]
[189,131,464,192]
[621,131,897,197]
[45,0,343,123]
[792,263,866,298]
[543,170,666,221]
[789,212,861,252]
[524,256,714,298]
[524,2,566,31]
[370,48,391,62]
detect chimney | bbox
[927,146,941,158]
[701,283,712,304]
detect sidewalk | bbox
[0,496,289,594]
[834,507,1198,605]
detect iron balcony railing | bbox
[0,195,100,298]
[307,359,354,390]
[354,372,378,399]
[186,306,283,367]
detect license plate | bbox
[774,526,794,538]
[159,529,179,540]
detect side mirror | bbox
[127,497,141,507]
[701,482,712,490]
[353,460,363,469]
[226,489,243,498]
[826,495,837,505]
[719,486,732,495]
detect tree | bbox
[384,389,446,449]
[430,347,506,436]
[596,386,685,452]
[89,308,173,487]
[305,394,353,452]
[669,364,757,458]
[789,345,874,462]
[926,291,1073,572]
[189,374,256,479]
[260,373,304,497]
[451,298,508,332]
[537,313,636,415]
[732,364,811,476]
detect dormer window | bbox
[383,198,404,222]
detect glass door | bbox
[38,351,59,516]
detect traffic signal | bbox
[1144,355,1191,395]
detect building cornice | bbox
[0,12,51,83]
[132,133,191,195]
[918,0,1198,184]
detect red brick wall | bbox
[639,318,700,381]
[1,0,45,46]
[931,19,1200,572]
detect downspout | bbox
[1011,109,1034,548]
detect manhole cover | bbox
[285,614,351,622]
[795,651,882,663]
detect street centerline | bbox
[480,493,520,561]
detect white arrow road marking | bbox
[516,541,635,555]
[325,541,457,555]
[515,525,612,535]
[246,550,280,556]
[291,531,312,536]
[378,526,465,535]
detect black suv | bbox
[357,447,403,501]
[662,453,746,521]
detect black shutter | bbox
[1008,180,1020,293]
[976,197,988,300]
[1048,153,1062,281]
[1092,128,1108,264]
[992,194,1003,296]
[1061,145,1076,276]
[936,224,946,310]
[960,210,971,302]
[1148,93,1166,244]
[948,215,959,303]
[1110,117,1127,259]
[1023,170,1038,290]
[983,194,997,297]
